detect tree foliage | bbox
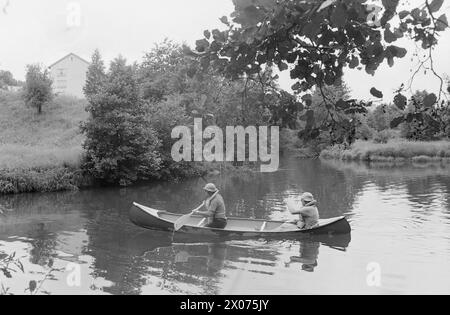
[368,103,403,132]
[394,90,450,141]
[82,57,162,186]
[194,0,449,144]
[83,49,106,100]
[0,70,17,89]
[24,64,53,114]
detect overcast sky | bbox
[1,0,449,101]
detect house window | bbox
[57,69,67,77]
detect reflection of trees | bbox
[0,191,87,267]
[322,159,450,217]
[142,241,281,295]
[27,223,57,267]
[0,155,362,294]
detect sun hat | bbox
[300,192,315,203]
[204,183,219,193]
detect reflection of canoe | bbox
[130,203,351,238]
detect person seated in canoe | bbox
[292,192,320,230]
[191,183,228,229]
[276,192,320,231]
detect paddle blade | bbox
[285,198,299,214]
[174,214,191,231]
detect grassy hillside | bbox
[0,91,87,170]
[0,91,89,194]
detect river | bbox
[1,156,450,295]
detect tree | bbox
[81,57,162,186]
[194,0,449,144]
[0,70,17,89]
[393,90,450,141]
[139,39,194,102]
[24,64,53,114]
[368,104,403,132]
[83,49,106,100]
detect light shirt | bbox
[205,194,227,221]
[298,205,320,229]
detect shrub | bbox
[373,129,399,144]
[82,57,162,186]
[0,167,83,195]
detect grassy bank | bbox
[321,140,450,163]
[0,91,88,194]
[0,91,257,195]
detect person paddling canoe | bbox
[291,192,320,230]
[191,183,228,229]
[275,192,320,231]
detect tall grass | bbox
[0,91,88,194]
[321,140,450,162]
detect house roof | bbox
[49,53,90,68]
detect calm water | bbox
[1,157,450,295]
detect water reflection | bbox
[286,241,320,272]
[2,156,450,294]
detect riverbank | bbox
[321,140,450,163]
[0,91,271,195]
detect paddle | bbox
[174,190,219,231]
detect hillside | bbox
[0,91,88,170]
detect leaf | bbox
[195,39,210,53]
[370,88,384,99]
[436,14,448,32]
[278,62,288,71]
[301,94,312,107]
[388,46,407,58]
[220,16,230,26]
[394,93,407,110]
[349,57,359,69]
[423,93,437,108]
[204,30,211,39]
[29,281,37,293]
[318,0,337,12]
[398,10,409,19]
[336,99,349,110]
[331,4,348,28]
[384,27,397,43]
[429,0,444,13]
[390,116,405,128]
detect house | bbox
[6,85,22,92]
[49,53,90,98]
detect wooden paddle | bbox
[174,190,219,231]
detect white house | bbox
[49,53,90,98]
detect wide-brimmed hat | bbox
[300,192,314,202]
[203,183,219,193]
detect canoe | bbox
[130,202,351,238]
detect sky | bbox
[1,0,449,102]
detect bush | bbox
[373,129,399,144]
[0,167,83,195]
[82,57,162,186]
[356,122,375,141]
